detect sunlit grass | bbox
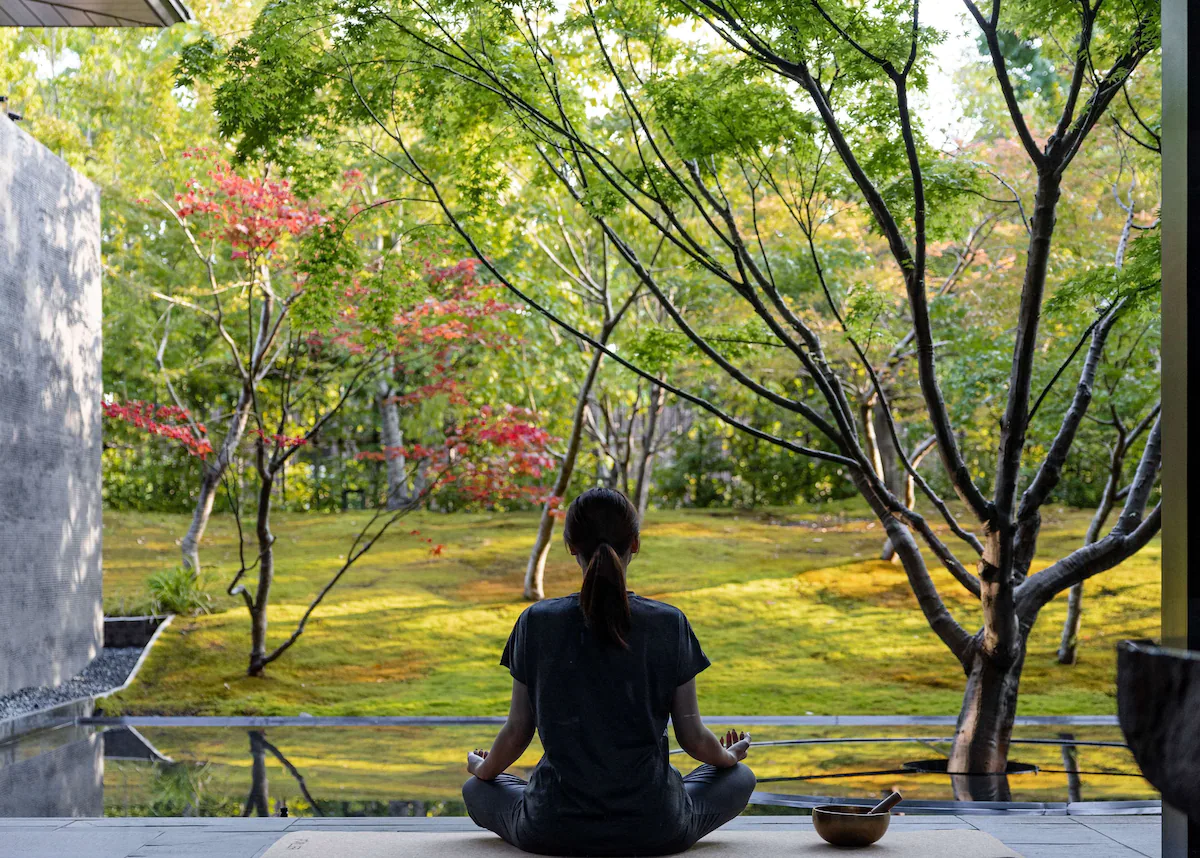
[101,503,1160,717]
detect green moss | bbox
[101,505,1160,717]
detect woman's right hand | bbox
[721,729,752,763]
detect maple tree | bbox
[111,155,556,674]
[102,400,214,460]
[366,256,519,509]
[224,291,553,675]
[143,149,328,575]
[107,273,553,676]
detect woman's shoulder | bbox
[629,594,688,622]
[521,593,580,621]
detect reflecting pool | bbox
[0,722,1158,817]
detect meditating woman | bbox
[463,487,755,856]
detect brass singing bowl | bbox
[812,804,891,847]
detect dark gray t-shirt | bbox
[500,593,711,854]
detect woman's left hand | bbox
[467,748,490,777]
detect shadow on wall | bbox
[0,116,103,697]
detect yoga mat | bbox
[261,829,1024,857]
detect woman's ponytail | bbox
[580,542,632,649]
[563,487,640,649]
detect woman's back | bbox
[503,592,710,852]
[462,488,753,857]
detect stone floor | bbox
[0,814,1162,858]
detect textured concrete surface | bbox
[0,116,103,697]
[0,816,1162,858]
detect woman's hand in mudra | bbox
[720,730,752,763]
[467,748,490,778]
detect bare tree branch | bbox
[962,1,1047,166]
[1016,416,1161,616]
[342,77,858,467]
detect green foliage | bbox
[111,760,249,817]
[176,31,224,89]
[626,164,687,206]
[646,60,813,161]
[577,183,625,219]
[203,0,341,164]
[294,220,364,332]
[843,282,895,347]
[21,0,1162,596]
[102,432,209,514]
[459,152,512,219]
[655,381,856,509]
[148,566,213,616]
[982,30,1060,101]
[1046,227,1162,318]
[655,422,856,509]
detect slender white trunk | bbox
[378,377,410,510]
[181,387,253,574]
[632,386,666,520]
[524,347,607,600]
[182,290,277,574]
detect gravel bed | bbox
[0,648,142,721]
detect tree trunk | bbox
[377,377,410,510]
[181,288,276,575]
[1057,583,1085,665]
[617,399,636,497]
[524,347,606,600]
[1060,733,1082,803]
[632,386,665,520]
[181,386,253,574]
[595,439,615,489]
[248,459,275,676]
[1058,441,1122,664]
[872,400,907,562]
[948,649,1025,801]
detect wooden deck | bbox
[0,814,1162,858]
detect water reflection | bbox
[244,730,321,817]
[0,725,101,817]
[0,724,1158,817]
[1061,733,1082,804]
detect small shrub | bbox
[147,566,212,616]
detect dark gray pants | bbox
[462,763,756,856]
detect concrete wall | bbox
[0,116,103,697]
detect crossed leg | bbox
[679,762,757,847]
[463,773,528,849]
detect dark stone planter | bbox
[1116,639,1200,823]
[103,615,167,648]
